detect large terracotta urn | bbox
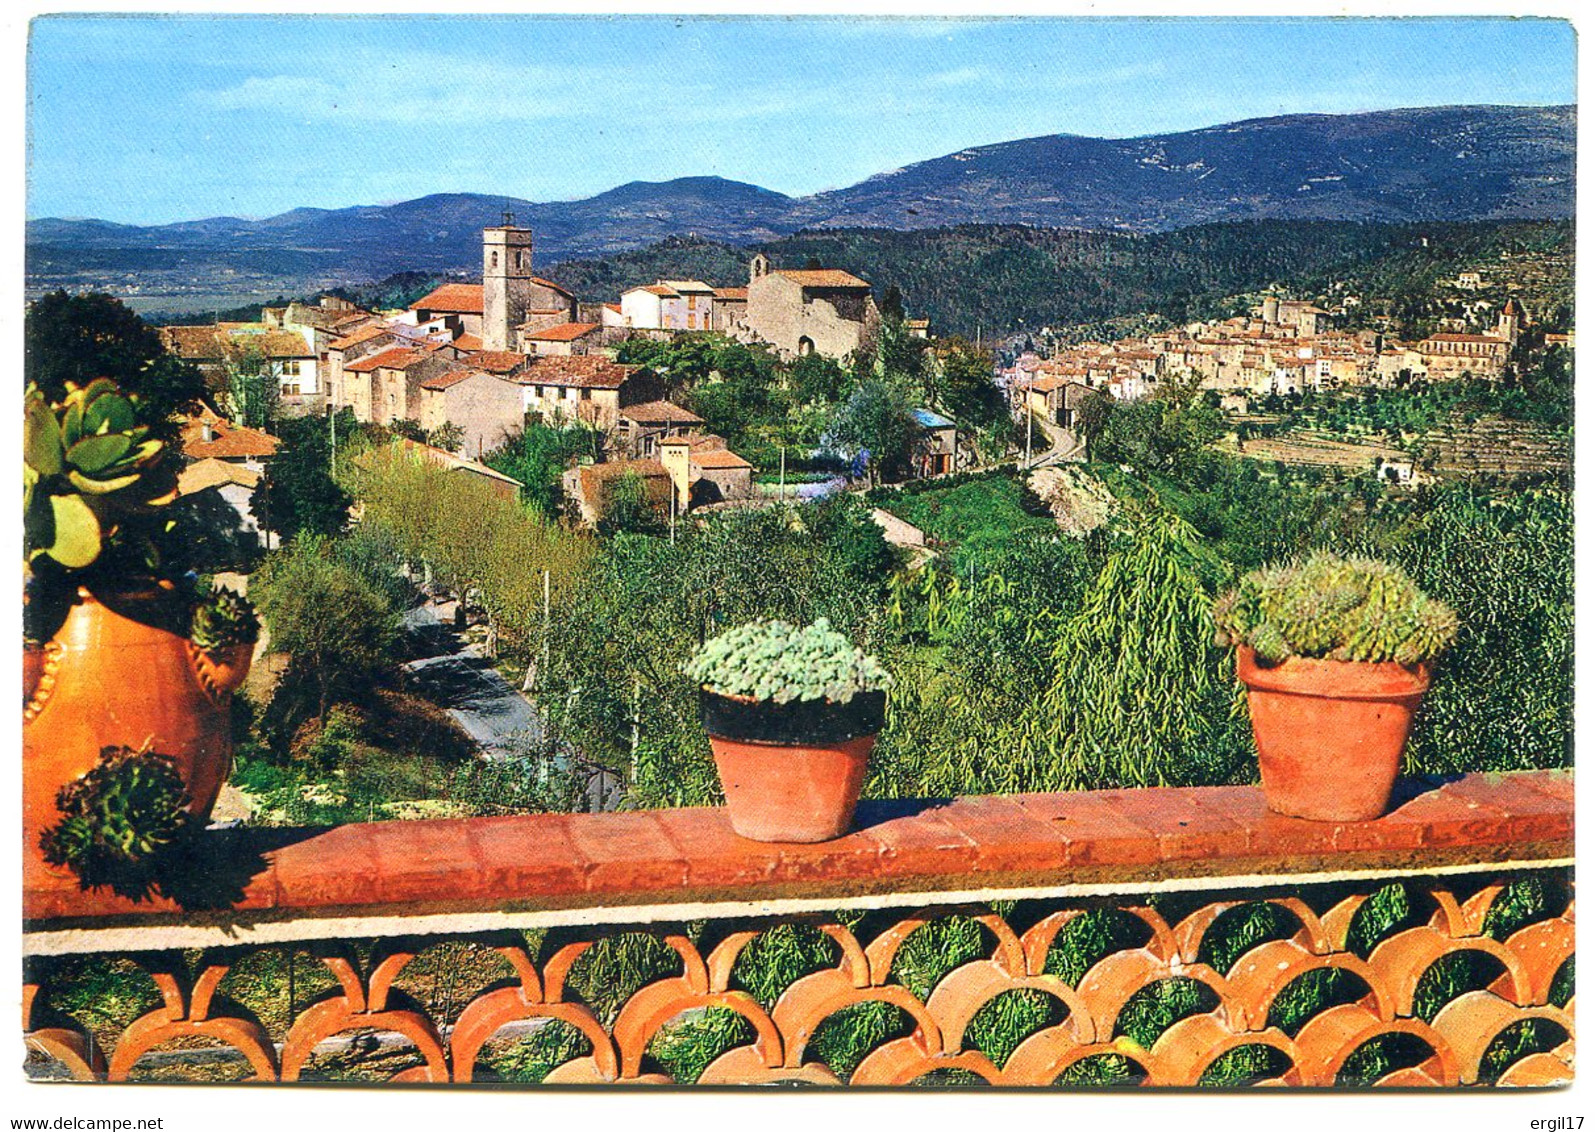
[23,586,252,854]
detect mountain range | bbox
[26,104,1575,295]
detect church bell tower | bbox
[483,211,533,352]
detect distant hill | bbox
[27,105,1574,306]
[539,220,1572,338]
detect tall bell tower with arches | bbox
[483,211,533,351]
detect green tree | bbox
[24,290,205,437]
[252,413,351,541]
[253,535,402,724]
[828,379,919,484]
[926,337,1003,426]
[224,342,279,431]
[485,420,603,518]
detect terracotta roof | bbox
[180,414,280,461]
[772,269,871,289]
[462,350,529,375]
[345,346,425,374]
[178,457,261,495]
[329,325,394,351]
[160,325,225,359]
[528,322,600,342]
[690,448,753,471]
[713,288,748,301]
[411,283,484,314]
[619,400,705,425]
[632,284,680,298]
[453,333,484,351]
[516,355,639,390]
[604,303,623,314]
[419,369,481,392]
[247,331,317,359]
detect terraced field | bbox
[1424,414,1571,479]
[1237,430,1407,472]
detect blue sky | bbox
[26,15,1577,225]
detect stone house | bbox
[513,355,656,432]
[910,409,958,478]
[180,407,280,471]
[711,287,747,332]
[741,255,878,359]
[658,435,754,510]
[521,322,602,357]
[176,458,269,556]
[416,369,528,460]
[561,459,674,527]
[344,344,459,426]
[620,280,717,331]
[617,400,707,458]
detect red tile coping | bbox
[22,771,1572,928]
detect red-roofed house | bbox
[521,321,602,356]
[417,369,527,460]
[344,344,459,426]
[513,355,658,431]
[658,434,754,509]
[620,280,717,331]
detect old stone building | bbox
[417,369,528,460]
[740,254,878,360]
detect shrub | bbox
[684,617,891,704]
[1213,552,1457,666]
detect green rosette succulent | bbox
[24,379,178,572]
[1214,552,1457,667]
[190,587,260,652]
[40,746,193,886]
[684,617,892,705]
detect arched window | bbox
[797,336,815,357]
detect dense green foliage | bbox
[251,412,352,542]
[39,746,192,888]
[24,290,205,437]
[484,420,603,518]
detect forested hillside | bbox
[541,220,1572,337]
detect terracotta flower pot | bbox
[23,586,254,855]
[700,689,886,843]
[1236,645,1431,822]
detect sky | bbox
[25,14,1578,226]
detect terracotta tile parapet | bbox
[22,771,1573,931]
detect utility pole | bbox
[779,445,786,496]
[1024,403,1033,468]
[669,482,677,545]
[328,409,337,480]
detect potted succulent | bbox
[686,618,891,842]
[1213,552,1457,822]
[23,378,259,862]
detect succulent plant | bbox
[1214,552,1458,667]
[190,587,260,652]
[24,379,178,572]
[39,745,194,886]
[685,617,892,704]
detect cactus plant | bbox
[1213,552,1457,667]
[39,744,194,887]
[684,617,892,704]
[24,379,178,573]
[189,587,260,652]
